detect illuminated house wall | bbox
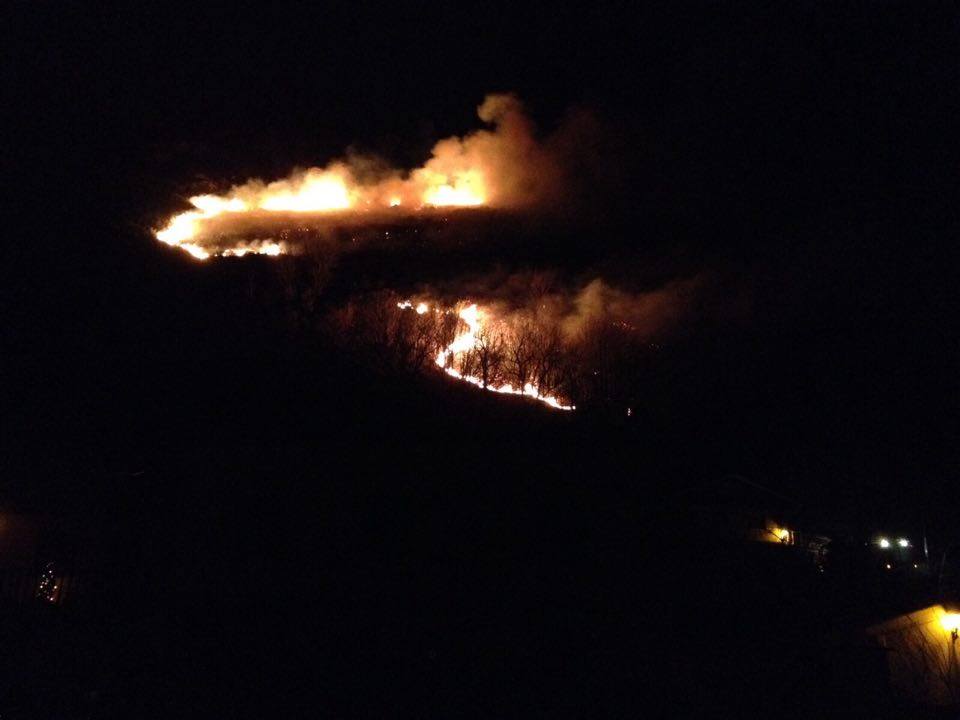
[749,518,794,544]
[867,605,960,706]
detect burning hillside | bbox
[154,94,582,259]
[150,94,731,412]
[319,274,717,412]
[395,300,575,410]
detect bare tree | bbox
[272,242,339,333]
[529,322,565,397]
[391,309,442,373]
[299,242,337,321]
[506,318,536,389]
[457,324,506,388]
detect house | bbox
[685,474,831,565]
[0,511,75,605]
[867,604,960,706]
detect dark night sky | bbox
[3,2,959,525]
[10,2,957,206]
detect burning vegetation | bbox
[153,93,590,259]
[317,274,713,413]
[394,300,575,410]
[150,94,724,412]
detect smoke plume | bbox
[155,94,603,258]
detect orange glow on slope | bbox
[257,169,354,212]
[397,300,575,411]
[154,169,355,258]
[151,93,555,259]
[419,168,486,207]
[155,162,487,258]
[155,196,248,252]
[423,184,485,207]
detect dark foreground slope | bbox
[2,230,951,718]
[0,355,905,719]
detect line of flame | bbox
[398,301,575,411]
[155,173,486,259]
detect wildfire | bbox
[155,167,486,259]
[397,300,575,411]
[419,169,486,208]
[149,92,570,259]
[155,195,249,256]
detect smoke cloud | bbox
[413,271,713,343]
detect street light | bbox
[941,611,960,643]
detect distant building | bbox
[687,474,831,565]
[867,604,960,706]
[0,512,75,605]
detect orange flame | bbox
[150,93,562,259]
[155,167,486,258]
[398,300,575,411]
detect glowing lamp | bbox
[941,612,960,642]
[878,538,891,549]
[897,538,909,548]
[941,614,960,632]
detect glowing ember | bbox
[398,300,575,411]
[220,240,286,258]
